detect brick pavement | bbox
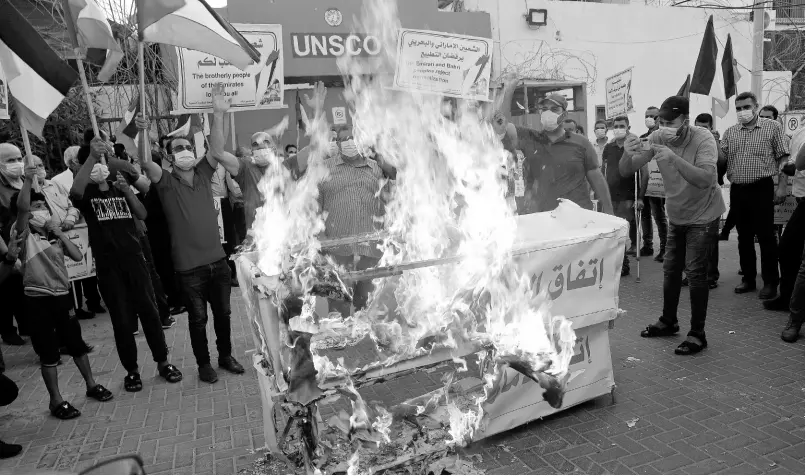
[0,235,803,475]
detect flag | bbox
[721,34,741,99]
[677,74,691,98]
[690,15,718,95]
[0,2,79,138]
[65,0,123,82]
[168,113,204,137]
[117,94,140,140]
[713,97,730,119]
[136,0,260,71]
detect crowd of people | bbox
[0,80,803,460]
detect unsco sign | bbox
[290,33,382,58]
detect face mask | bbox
[614,129,627,139]
[658,126,680,143]
[173,151,196,170]
[36,168,47,181]
[645,117,656,129]
[0,162,24,181]
[29,210,51,229]
[252,148,277,167]
[737,109,755,124]
[340,139,359,158]
[90,164,110,183]
[540,110,561,131]
[594,129,607,139]
[497,131,507,140]
[327,141,339,158]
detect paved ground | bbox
[0,233,803,475]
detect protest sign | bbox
[644,159,665,198]
[605,67,634,119]
[0,64,8,120]
[773,175,796,225]
[175,24,284,113]
[392,29,493,102]
[213,197,226,243]
[65,225,96,281]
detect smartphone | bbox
[640,138,652,151]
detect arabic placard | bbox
[175,24,284,113]
[392,29,493,102]
[645,159,665,198]
[65,225,96,281]
[0,62,8,120]
[605,67,635,119]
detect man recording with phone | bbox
[620,96,724,356]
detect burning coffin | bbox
[236,201,628,473]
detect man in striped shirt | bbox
[718,92,790,300]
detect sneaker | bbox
[1,333,25,346]
[218,355,245,374]
[75,309,95,320]
[0,440,23,459]
[639,247,654,257]
[199,364,219,383]
[781,316,803,343]
[162,317,176,329]
[87,303,107,314]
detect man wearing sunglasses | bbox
[639,106,669,262]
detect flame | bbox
[346,451,361,475]
[372,406,393,444]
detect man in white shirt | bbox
[51,146,81,190]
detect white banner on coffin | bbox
[174,24,285,113]
[65,225,96,281]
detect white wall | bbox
[465,0,762,136]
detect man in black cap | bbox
[620,96,725,355]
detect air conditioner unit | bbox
[748,9,777,30]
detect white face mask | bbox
[737,109,755,124]
[340,139,359,158]
[90,164,110,183]
[497,131,507,140]
[613,129,627,139]
[36,168,47,181]
[645,117,656,129]
[252,148,276,167]
[594,129,607,139]
[30,209,51,229]
[173,151,196,170]
[540,110,561,131]
[658,126,680,143]
[0,161,24,181]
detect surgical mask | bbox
[0,162,24,181]
[90,164,110,183]
[29,210,51,229]
[613,129,627,139]
[594,129,607,139]
[645,117,656,129]
[36,168,47,181]
[737,109,755,124]
[173,151,196,170]
[497,131,506,140]
[658,126,680,143]
[540,110,561,131]
[340,139,359,157]
[327,141,339,158]
[252,148,275,167]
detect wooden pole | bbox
[18,118,40,193]
[138,41,149,158]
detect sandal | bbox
[50,401,81,420]
[158,364,183,383]
[124,373,143,392]
[675,338,707,355]
[640,321,680,338]
[86,384,113,402]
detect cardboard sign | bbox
[175,24,285,113]
[644,159,665,198]
[605,67,635,119]
[392,28,493,102]
[65,225,96,281]
[332,106,347,125]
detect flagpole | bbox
[634,171,641,284]
[138,40,149,158]
[18,118,40,193]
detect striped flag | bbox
[721,34,741,99]
[677,74,691,99]
[690,15,718,95]
[0,2,79,138]
[168,113,204,138]
[117,94,141,140]
[65,0,123,82]
[136,0,260,71]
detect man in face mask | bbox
[621,95,725,356]
[639,106,668,262]
[592,120,609,166]
[0,144,28,345]
[718,91,790,299]
[531,94,613,215]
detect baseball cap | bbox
[658,96,689,120]
[538,94,568,110]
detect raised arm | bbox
[47,221,83,262]
[70,138,106,200]
[134,113,163,184]
[208,83,241,176]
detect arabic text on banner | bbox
[645,159,665,198]
[0,62,9,120]
[175,24,284,113]
[65,225,96,281]
[605,67,635,120]
[392,29,493,102]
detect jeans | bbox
[327,254,380,317]
[140,235,170,321]
[71,276,102,310]
[790,254,804,322]
[731,178,780,285]
[220,197,238,278]
[0,274,27,337]
[660,218,720,337]
[641,197,668,251]
[779,199,804,303]
[97,253,169,373]
[176,258,232,366]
